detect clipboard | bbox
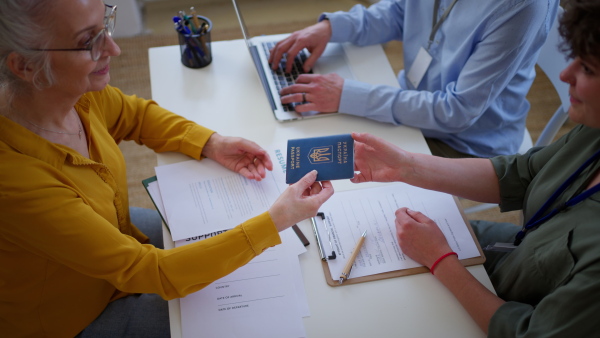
[317,196,486,287]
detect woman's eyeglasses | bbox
[31,4,117,61]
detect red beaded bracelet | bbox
[430,252,458,275]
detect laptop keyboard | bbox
[263,41,313,112]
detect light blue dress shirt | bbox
[323,0,559,157]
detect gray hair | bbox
[0,0,57,104]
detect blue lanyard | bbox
[514,149,600,245]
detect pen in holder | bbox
[175,15,212,68]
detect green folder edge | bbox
[141,175,170,234]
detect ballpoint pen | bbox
[339,230,367,284]
[174,20,198,67]
[189,7,202,33]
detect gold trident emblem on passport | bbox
[308,146,333,164]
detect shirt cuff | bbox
[241,211,281,255]
[319,11,352,42]
[338,79,371,116]
[180,124,215,160]
[489,155,527,212]
[318,13,329,22]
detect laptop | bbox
[231,0,399,122]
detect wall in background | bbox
[113,0,145,37]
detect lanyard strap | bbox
[429,0,459,48]
[514,149,600,245]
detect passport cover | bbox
[286,134,354,184]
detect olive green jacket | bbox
[478,124,600,337]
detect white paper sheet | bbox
[177,230,306,338]
[317,183,480,281]
[155,158,287,241]
[285,230,310,318]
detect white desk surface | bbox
[148,40,493,338]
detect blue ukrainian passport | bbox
[285,134,354,184]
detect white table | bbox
[149,40,494,338]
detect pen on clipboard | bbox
[339,230,367,284]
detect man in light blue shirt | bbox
[269,0,559,157]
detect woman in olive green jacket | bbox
[351,1,600,336]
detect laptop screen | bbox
[231,0,252,48]
[231,0,277,111]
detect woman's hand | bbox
[269,170,334,232]
[351,132,412,184]
[202,133,273,181]
[395,208,452,269]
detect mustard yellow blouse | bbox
[0,85,281,337]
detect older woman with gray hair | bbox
[0,0,333,337]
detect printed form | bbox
[317,183,481,281]
[155,149,287,241]
[176,230,307,338]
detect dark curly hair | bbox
[559,0,600,59]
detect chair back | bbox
[533,6,570,147]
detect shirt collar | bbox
[0,95,93,170]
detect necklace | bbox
[15,108,83,140]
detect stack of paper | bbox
[148,146,311,338]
